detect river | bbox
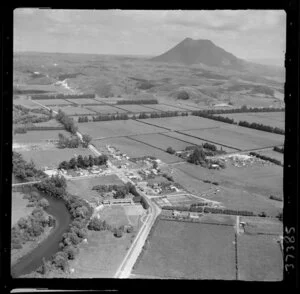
[11,184,72,278]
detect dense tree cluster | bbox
[11,205,55,250]
[13,152,46,181]
[78,116,89,123]
[91,113,129,122]
[177,91,189,100]
[14,127,27,134]
[57,133,81,148]
[238,121,284,135]
[58,154,107,170]
[55,110,78,134]
[192,111,235,124]
[166,147,176,154]
[137,111,188,120]
[273,146,284,153]
[31,93,95,100]
[116,99,158,105]
[92,182,138,199]
[187,147,207,166]
[249,152,282,166]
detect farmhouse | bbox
[102,198,133,206]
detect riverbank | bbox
[11,219,55,267]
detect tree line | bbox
[192,106,284,115]
[116,99,158,105]
[58,154,108,170]
[249,152,282,166]
[238,121,284,135]
[13,152,47,181]
[55,110,78,134]
[57,133,92,148]
[31,93,95,100]
[192,111,235,124]
[273,146,284,153]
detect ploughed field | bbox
[215,112,285,129]
[132,220,236,279]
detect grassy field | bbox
[78,120,166,139]
[19,148,93,169]
[216,112,285,129]
[113,104,158,113]
[33,119,64,128]
[162,131,238,152]
[142,104,187,112]
[175,163,283,216]
[182,125,284,150]
[92,137,182,164]
[132,220,236,279]
[240,216,283,235]
[129,133,195,151]
[84,105,127,114]
[65,98,103,105]
[13,130,70,143]
[51,106,97,115]
[11,191,34,228]
[68,230,133,278]
[257,149,284,163]
[66,175,124,202]
[35,99,72,106]
[237,234,283,281]
[14,98,43,109]
[100,205,130,227]
[137,116,224,131]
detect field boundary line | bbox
[135,119,172,131]
[235,231,239,280]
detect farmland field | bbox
[132,220,236,279]
[237,234,283,281]
[34,99,72,106]
[66,175,124,202]
[92,137,182,164]
[112,104,159,113]
[163,131,239,152]
[11,191,34,228]
[65,98,103,105]
[84,105,127,114]
[51,106,97,115]
[142,104,187,112]
[13,130,70,143]
[137,116,224,131]
[257,149,284,163]
[216,112,285,129]
[100,205,131,227]
[78,120,166,139]
[68,230,133,278]
[164,103,203,111]
[182,125,284,150]
[33,119,63,128]
[241,217,283,235]
[14,98,43,109]
[19,148,93,169]
[129,133,195,151]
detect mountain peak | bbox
[151,38,243,69]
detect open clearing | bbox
[237,234,283,281]
[240,217,283,235]
[13,130,70,143]
[51,106,97,115]
[132,220,236,279]
[32,119,63,128]
[68,230,133,278]
[79,120,166,139]
[182,125,284,150]
[66,174,124,202]
[11,191,34,228]
[34,99,72,106]
[129,133,195,151]
[84,105,127,114]
[100,205,131,227]
[19,148,93,169]
[14,98,44,109]
[92,137,182,164]
[137,116,224,131]
[216,112,285,129]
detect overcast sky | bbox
[14,9,286,66]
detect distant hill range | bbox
[151,38,284,77]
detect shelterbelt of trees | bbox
[249,152,283,166]
[116,99,158,105]
[31,93,95,100]
[58,154,108,170]
[273,146,284,153]
[57,133,92,148]
[55,110,78,134]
